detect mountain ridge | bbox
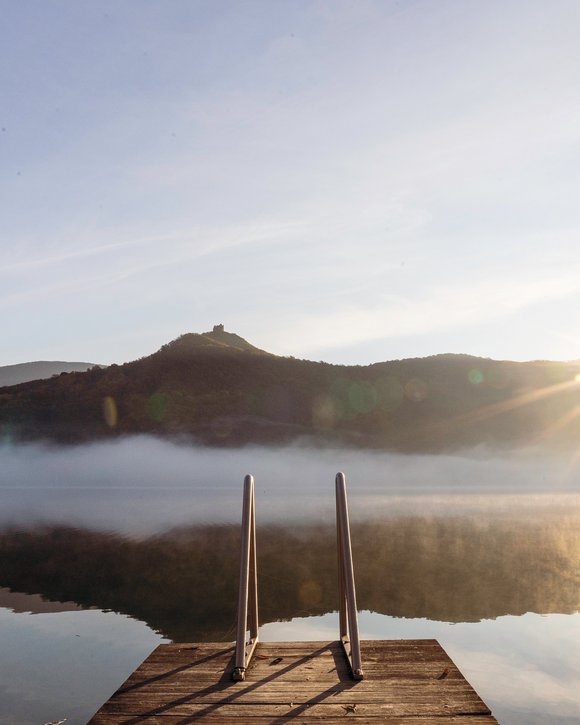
[2,328,580,451]
[0,361,101,388]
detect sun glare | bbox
[455,377,580,426]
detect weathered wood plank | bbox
[123,659,463,683]
[89,640,498,723]
[92,717,499,724]
[104,681,488,700]
[123,666,464,683]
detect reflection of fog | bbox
[1,511,578,641]
[1,437,580,533]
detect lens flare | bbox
[102,397,117,427]
[312,395,336,430]
[298,579,323,608]
[404,378,428,402]
[0,423,14,446]
[348,381,378,414]
[468,369,484,385]
[147,393,168,422]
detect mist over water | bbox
[1,436,579,534]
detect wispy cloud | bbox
[0,218,307,310]
[270,270,580,357]
[0,234,171,273]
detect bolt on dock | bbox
[89,474,498,723]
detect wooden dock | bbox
[89,639,498,723]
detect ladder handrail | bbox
[232,474,259,681]
[336,471,364,680]
[232,471,362,682]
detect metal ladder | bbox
[232,472,363,681]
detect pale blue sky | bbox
[2,0,580,366]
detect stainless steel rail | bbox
[233,471,363,681]
[336,471,364,680]
[232,474,259,681]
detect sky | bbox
[2,0,580,367]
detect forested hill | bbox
[2,328,580,450]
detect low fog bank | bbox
[0,437,578,533]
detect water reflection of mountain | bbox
[1,514,578,641]
[0,587,87,614]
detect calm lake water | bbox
[0,437,579,724]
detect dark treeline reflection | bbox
[1,512,578,641]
